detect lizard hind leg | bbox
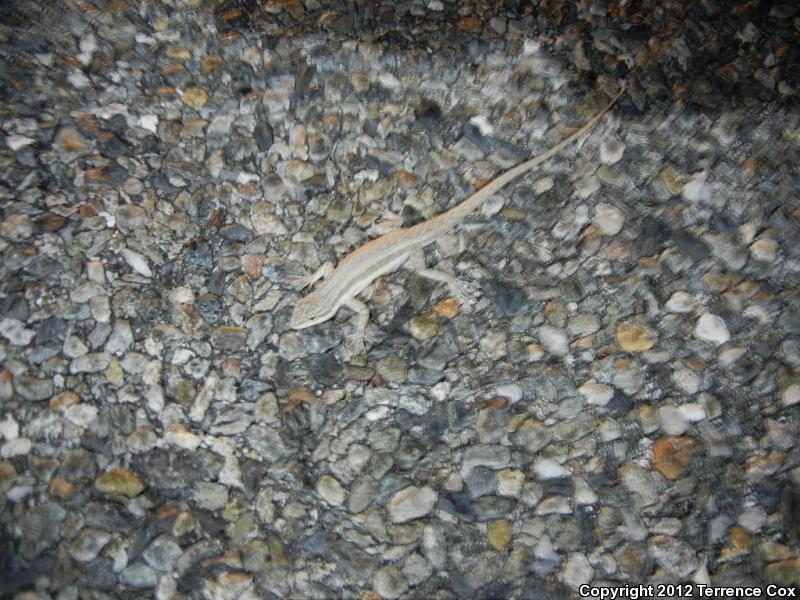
[408,249,478,309]
[342,297,370,356]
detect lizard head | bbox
[289,291,338,330]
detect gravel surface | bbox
[1,0,799,598]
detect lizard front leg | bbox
[305,261,334,289]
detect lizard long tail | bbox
[421,85,626,236]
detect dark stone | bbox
[240,378,272,402]
[98,133,128,159]
[78,557,117,590]
[439,490,475,521]
[471,496,513,522]
[25,256,63,286]
[672,229,711,261]
[482,280,525,317]
[183,240,214,271]
[302,531,336,557]
[638,216,671,255]
[541,477,574,497]
[60,448,97,483]
[84,163,129,188]
[134,449,223,495]
[408,367,445,385]
[0,526,36,596]
[18,502,65,559]
[304,353,342,387]
[240,457,269,499]
[220,223,253,242]
[753,478,783,513]
[84,501,132,533]
[34,316,68,344]
[254,122,274,151]
[465,466,497,499]
[606,391,634,416]
[461,122,492,154]
[294,63,319,105]
[195,294,223,324]
[104,114,128,135]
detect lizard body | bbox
[290,87,625,338]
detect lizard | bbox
[289,86,625,349]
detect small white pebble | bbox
[533,458,570,479]
[599,139,625,165]
[469,115,493,136]
[665,291,696,313]
[495,384,522,404]
[682,171,712,203]
[6,135,35,151]
[677,403,706,422]
[430,382,450,402]
[694,313,730,346]
[1,437,32,458]
[594,203,625,235]
[781,384,800,407]
[659,405,690,435]
[578,382,614,406]
[139,115,158,134]
[378,72,401,89]
[534,176,554,195]
[120,248,152,277]
[0,416,19,441]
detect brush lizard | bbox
[290,87,625,350]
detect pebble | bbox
[387,486,437,523]
[665,291,696,313]
[653,436,698,480]
[559,554,593,589]
[143,536,183,571]
[70,353,111,374]
[0,318,35,346]
[682,171,712,203]
[648,535,699,578]
[409,313,441,341]
[1,437,32,458]
[659,406,690,435]
[599,139,625,165]
[694,314,730,345]
[6,135,35,151]
[70,528,112,562]
[537,325,569,356]
[120,248,152,277]
[533,458,570,480]
[781,384,800,407]
[181,87,209,110]
[487,519,512,550]
[749,238,777,262]
[578,382,614,406]
[593,203,625,235]
[95,467,145,497]
[617,321,656,352]
[373,565,408,599]
[316,475,346,506]
[0,215,34,241]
